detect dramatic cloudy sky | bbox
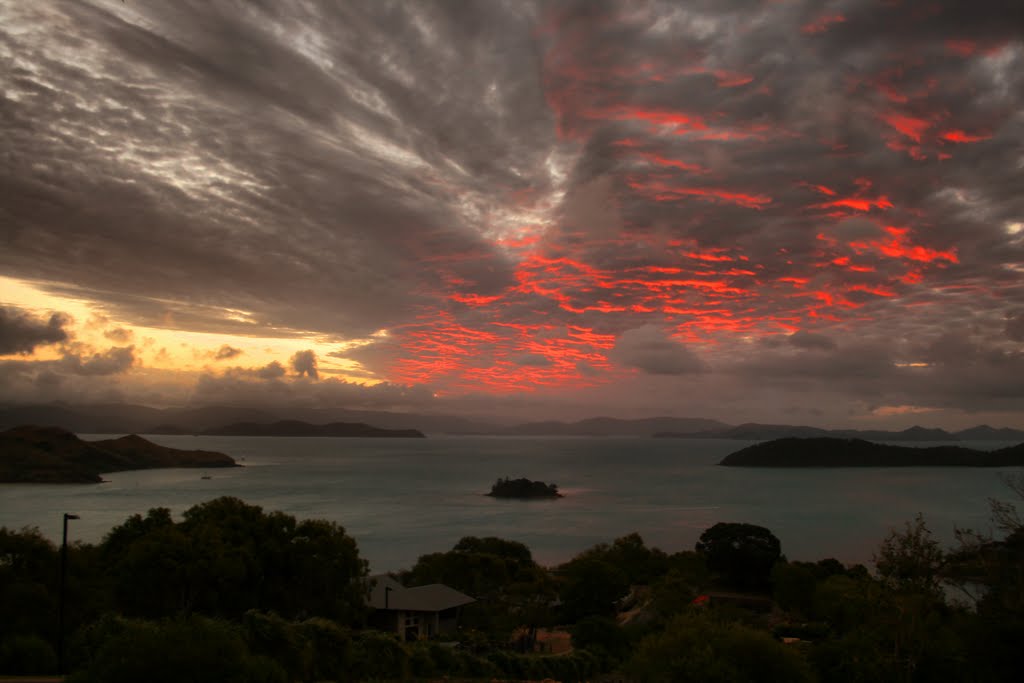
[2,0,1023,428]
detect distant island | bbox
[0,425,239,483]
[486,477,562,499]
[720,437,1024,467]
[657,423,1024,442]
[201,420,425,438]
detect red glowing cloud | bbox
[813,196,893,213]
[603,105,708,132]
[880,112,932,143]
[635,151,708,174]
[945,39,977,57]
[801,14,847,35]
[628,179,771,209]
[711,70,754,88]
[346,1,1009,398]
[939,129,992,144]
[851,226,959,264]
[6,0,1024,428]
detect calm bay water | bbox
[0,435,1016,572]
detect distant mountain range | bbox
[656,422,1024,442]
[0,403,481,436]
[202,420,424,438]
[0,402,1021,441]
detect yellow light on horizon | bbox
[0,276,383,385]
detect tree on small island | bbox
[487,477,562,499]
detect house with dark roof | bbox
[367,575,475,641]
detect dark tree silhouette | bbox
[695,522,781,590]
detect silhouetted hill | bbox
[1,402,1021,440]
[0,403,275,434]
[203,420,424,438]
[308,408,497,435]
[0,403,491,435]
[0,426,239,483]
[661,423,833,440]
[657,423,1022,441]
[954,425,1024,441]
[720,437,1024,467]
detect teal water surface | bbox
[0,435,1015,572]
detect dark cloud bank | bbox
[0,308,69,355]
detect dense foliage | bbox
[628,613,815,683]
[695,522,782,589]
[3,481,1024,681]
[101,497,368,621]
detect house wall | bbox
[370,606,465,641]
[369,609,436,641]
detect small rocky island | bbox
[720,437,1024,467]
[0,425,240,483]
[487,477,562,499]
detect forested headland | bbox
[0,426,239,483]
[2,479,1023,682]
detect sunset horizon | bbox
[3,0,1023,430]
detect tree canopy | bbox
[695,522,781,590]
[101,497,367,622]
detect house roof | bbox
[367,574,475,612]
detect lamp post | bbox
[58,513,79,675]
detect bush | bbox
[557,557,630,621]
[454,649,499,677]
[571,615,630,662]
[772,561,818,615]
[242,611,304,679]
[486,650,599,682]
[627,613,814,683]
[296,617,351,682]
[650,568,700,619]
[0,634,57,675]
[67,615,285,683]
[347,630,407,681]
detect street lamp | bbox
[58,513,79,675]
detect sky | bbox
[1,0,1023,429]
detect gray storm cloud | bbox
[61,346,136,376]
[0,307,70,355]
[214,345,243,361]
[789,331,838,352]
[1,0,1022,427]
[290,350,319,380]
[611,325,707,376]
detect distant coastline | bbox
[200,420,425,438]
[1,402,1022,440]
[658,423,1024,442]
[720,437,1024,468]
